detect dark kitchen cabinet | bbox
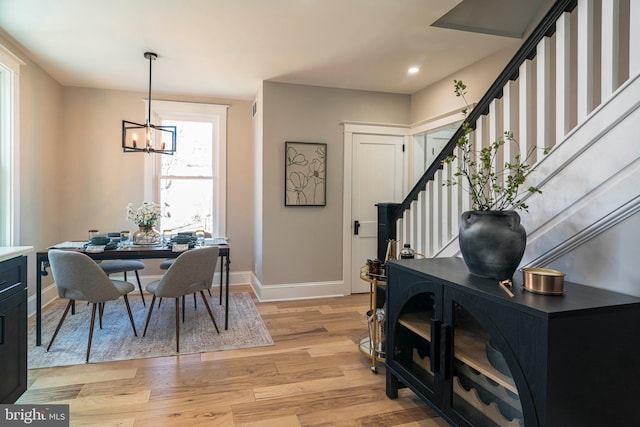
[385,257,640,426]
[0,255,28,403]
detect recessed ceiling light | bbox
[408,66,420,75]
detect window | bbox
[0,43,23,246]
[147,101,228,237]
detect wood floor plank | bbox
[52,389,151,411]
[28,369,138,390]
[274,352,366,375]
[146,368,346,401]
[297,398,423,426]
[76,360,281,398]
[128,407,235,427]
[357,406,445,427]
[305,337,361,356]
[65,391,250,425]
[231,384,389,423]
[253,368,381,400]
[18,285,444,426]
[69,417,136,427]
[395,421,451,427]
[15,383,84,404]
[235,414,301,427]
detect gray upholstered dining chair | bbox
[158,259,174,270]
[142,246,219,352]
[99,259,146,305]
[47,249,138,363]
[158,231,212,270]
[158,231,213,309]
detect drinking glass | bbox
[196,229,205,247]
[120,231,130,248]
[88,229,99,241]
[163,229,172,246]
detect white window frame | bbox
[0,43,24,246]
[143,100,228,237]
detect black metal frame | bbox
[122,120,177,154]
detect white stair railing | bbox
[394,0,639,258]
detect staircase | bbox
[391,0,640,293]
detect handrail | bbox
[393,0,577,222]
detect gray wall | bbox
[59,88,254,275]
[4,26,255,301]
[1,31,63,299]
[410,46,517,124]
[257,82,410,287]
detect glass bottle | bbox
[399,243,415,259]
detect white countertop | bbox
[0,246,34,263]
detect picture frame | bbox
[285,141,326,206]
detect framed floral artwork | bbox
[285,141,326,206]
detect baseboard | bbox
[28,270,254,318]
[30,270,346,316]
[250,272,345,302]
[28,282,59,318]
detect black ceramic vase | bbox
[458,210,526,280]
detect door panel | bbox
[351,134,403,293]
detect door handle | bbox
[430,318,441,373]
[354,220,360,235]
[441,323,452,379]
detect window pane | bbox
[161,120,213,176]
[160,178,213,232]
[151,101,226,238]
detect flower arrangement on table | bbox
[126,201,162,245]
[126,201,161,229]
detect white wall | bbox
[520,73,640,297]
[549,212,640,297]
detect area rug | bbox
[28,292,273,368]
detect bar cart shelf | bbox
[358,265,386,373]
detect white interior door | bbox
[351,134,404,293]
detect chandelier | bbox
[122,52,176,154]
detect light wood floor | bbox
[18,285,447,426]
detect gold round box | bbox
[522,267,565,295]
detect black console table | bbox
[385,257,640,426]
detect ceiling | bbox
[0,0,552,100]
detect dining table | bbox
[35,240,231,346]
